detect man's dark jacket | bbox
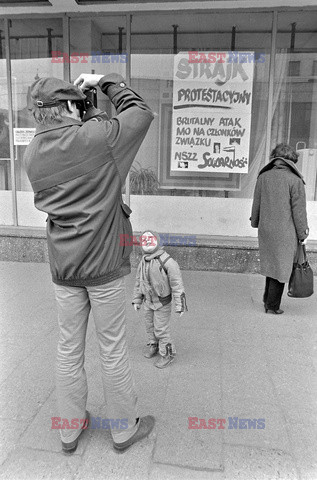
[24,74,154,286]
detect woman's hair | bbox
[270,143,299,163]
[32,101,70,125]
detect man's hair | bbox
[32,101,70,125]
[271,143,299,163]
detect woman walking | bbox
[251,143,309,314]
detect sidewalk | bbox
[0,262,316,480]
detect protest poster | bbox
[171,51,254,174]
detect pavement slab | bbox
[287,421,317,480]
[0,419,29,466]
[222,398,291,452]
[0,335,56,421]
[149,463,225,480]
[0,262,316,480]
[164,363,222,413]
[76,425,155,480]
[0,447,82,480]
[153,412,223,471]
[18,391,96,456]
[222,445,298,480]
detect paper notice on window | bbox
[171,51,255,173]
[14,128,36,145]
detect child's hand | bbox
[133,304,141,312]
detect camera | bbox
[83,88,98,111]
[76,88,98,120]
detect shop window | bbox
[8,18,63,226]
[273,11,317,201]
[288,60,300,76]
[130,11,272,201]
[69,15,126,116]
[0,19,14,225]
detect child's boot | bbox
[154,343,175,369]
[143,342,159,358]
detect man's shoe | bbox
[61,411,90,454]
[113,415,155,453]
[154,354,175,368]
[143,343,158,358]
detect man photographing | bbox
[24,73,154,453]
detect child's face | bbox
[141,231,158,253]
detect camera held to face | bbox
[76,88,99,120]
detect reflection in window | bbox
[273,11,317,201]
[9,25,62,60]
[0,22,10,191]
[8,18,63,193]
[288,61,300,76]
[8,19,63,226]
[69,16,126,121]
[131,11,272,199]
[0,20,14,225]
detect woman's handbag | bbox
[288,243,314,298]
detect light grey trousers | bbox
[144,302,175,356]
[54,277,138,443]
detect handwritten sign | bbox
[171,52,254,173]
[14,128,36,145]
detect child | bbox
[132,230,187,369]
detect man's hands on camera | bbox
[74,74,104,91]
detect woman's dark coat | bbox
[251,157,309,283]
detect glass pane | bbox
[9,18,64,226]
[70,16,126,116]
[272,11,317,201]
[0,20,13,225]
[131,11,272,201]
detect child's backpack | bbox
[157,254,171,275]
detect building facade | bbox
[0,0,316,268]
